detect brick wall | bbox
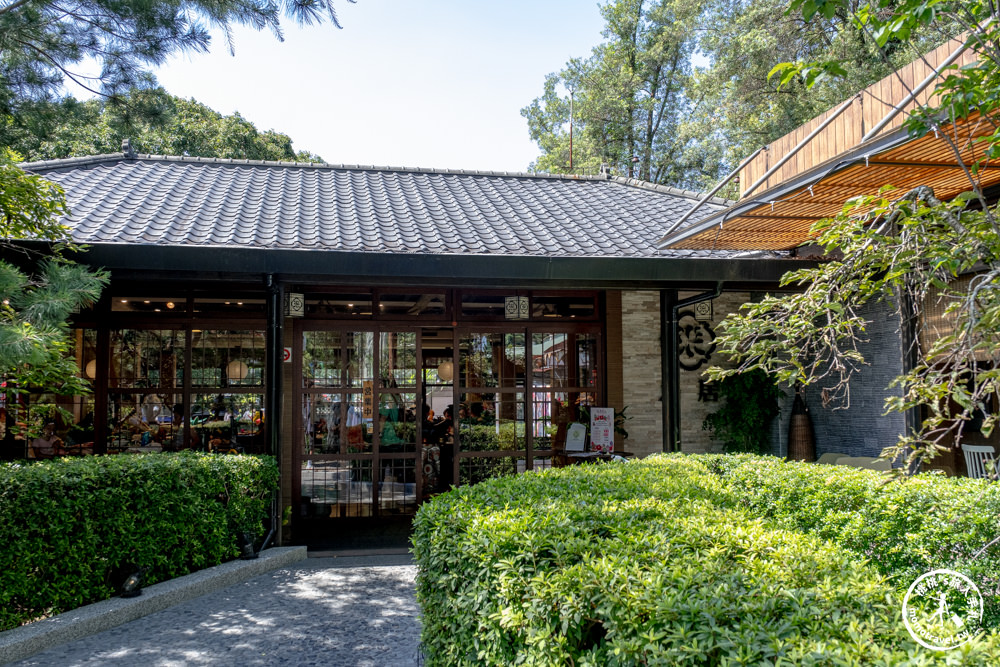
[801,299,906,459]
[621,291,663,457]
[677,291,749,454]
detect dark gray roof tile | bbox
[22,154,737,258]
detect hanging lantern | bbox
[227,360,249,380]
[437,360,454,382]
[84,359,97,379]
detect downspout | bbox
[666,283,723,452]
[260,274,284,551]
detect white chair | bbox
[961,444,997,479]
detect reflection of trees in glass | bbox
[303,331,341,385]
[379,332,416,386]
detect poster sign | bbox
[565,423,587,452]
[589,407,614,454]
[282,347,292,363]
[362,381,374,419]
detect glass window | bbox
[190,392,265,453]
[458,392,524,452]
[378,293,446,317]
[378,392,417,453]
[110,329,185,389]
[531,333,569,388]
[379,331,417,387]
[576,334,599,388]
[191,330,265,388]
[107,392,182,452]
[459,333,525,388]
[345,332,374,387]
[460,294,507,318]
[303,331,343,387]
[532,294,596,319]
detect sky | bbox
[148,1,609,173]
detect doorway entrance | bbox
[292,313,602,539]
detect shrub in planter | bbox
[0,452,278,631]
[695,452,1000,627]
[412,456,1000,665]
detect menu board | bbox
[589,407,614,454]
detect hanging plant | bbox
[702,370,783,455]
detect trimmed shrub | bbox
[0,452,278,631]
[696,452,1000,626]
[413,456,1000,665]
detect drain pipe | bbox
[260,274,284,551]
[665,283,723,452]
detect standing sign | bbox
[589,407,614,454]
[362,381,374,420]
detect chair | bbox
[961,444,997,479]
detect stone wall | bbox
[802,299,907,459]
[621,291,663,457]
[620,290,752,457]
[676,291,749,454]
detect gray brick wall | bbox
[800,299,906,459]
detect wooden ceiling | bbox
[665,112,998,251]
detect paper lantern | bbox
[227,360,249,380]
[437,360,454,382]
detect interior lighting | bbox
[166,302,175,309]
[85,360,97,379]
[437,360,454,383]
[227,360,250,380]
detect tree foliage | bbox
[522,0,721,190]
[3,89,323,162]
[0,0,351,111]
[523,0,950,191]
[708,1,1000,475]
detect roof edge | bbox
[19,153,733,204]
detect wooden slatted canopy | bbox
[658,36,995,252]
[661,112,999,251]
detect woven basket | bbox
[787,394,815,462]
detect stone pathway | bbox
[9,555,420,667]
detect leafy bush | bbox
[413,456,1000,665]
[696,452,1000,626]
[701,369,783,454]
[0,452,278,631]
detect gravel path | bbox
[9,555,421,667]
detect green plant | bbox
[0,452,278,631]
[412,455,1000,665]
[696,452,1000,627]
[702,369,783,454]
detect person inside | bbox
[164,404,200,451]
[31,422,66,458]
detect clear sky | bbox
[149,1,608,172]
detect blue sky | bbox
[150,1,608,172]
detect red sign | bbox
[283,347,292,363]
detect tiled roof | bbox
[23,153,732,259]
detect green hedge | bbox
[0,452,278,631]
[413,455,1000,665]
[695,452,1000,627]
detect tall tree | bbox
[708,1,1000,475]
[522,0,721,191]
[4,89,323,162]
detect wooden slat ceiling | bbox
[664,112,998,251]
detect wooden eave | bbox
[662,112,998,251]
